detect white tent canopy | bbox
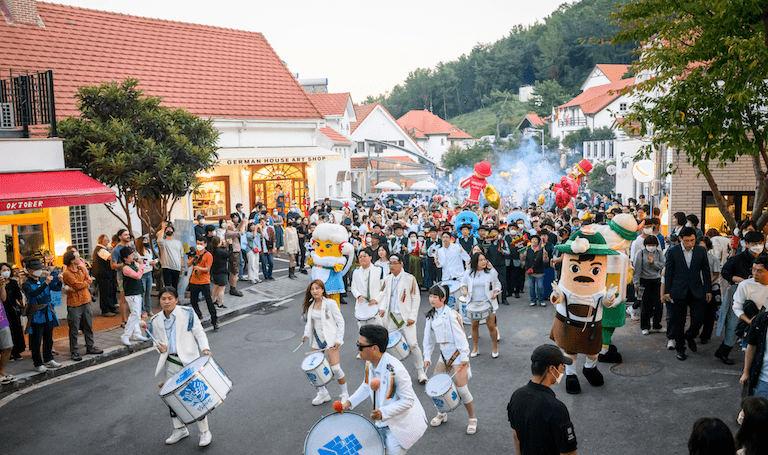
[374,181,402,190]
[410,181,438,191]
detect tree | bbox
[527,79,572,117]
[441,141,494,172]
[587,161,616,196]
[613,0,768,230]
[59,78,220,238]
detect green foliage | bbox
[587,160,616,196]
[612,0,768,229]
[441,141,494,171]
[59,78,220,235]
[370,0,634,122]
[545,136,561,151]
[527,80,572,117]
[561,127,615,150]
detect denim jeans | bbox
[261,253,274,278]
[528,274,544,303]
[141,273,153,314]
[239,250,246,279]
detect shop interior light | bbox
[54,239,69,256]
[199,172,213,178]
[660,209,669,225]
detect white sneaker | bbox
[312,390,331,406]
[641,329,650,335]
[44,360,61,369]
[198,430,212,447]
[35,365,48,373]
[627,306,638,320]
[133,335,149,342]
[667,339,676,350]
[165,427,189,445]
[121,336,132,347]
[417,370,428,384]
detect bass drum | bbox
[304,412,385,455]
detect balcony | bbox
[0,69,57,138]
[557,118,587,127]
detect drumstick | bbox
[293,340,305,353]
[304,347,330,355]
[370,378,380,412]
[139,322,160,345]
[450,364,467,380]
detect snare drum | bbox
[387,330,410,361]
[304,412,385,455]
[466,301,493,321]
[355,303,379,325]
[160,355,233,425]
[425,373,461,412]
[302,352,333,387]
[440,279,472,324]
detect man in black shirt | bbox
[508,344,578,455]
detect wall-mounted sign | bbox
[219,156,338,165]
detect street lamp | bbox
[525,128,544,147]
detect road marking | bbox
[672,382,730,395]
[710,369,741,376]
[218,314,251,326]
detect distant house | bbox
[580,64,631,91]
[517,113,546,132]
[396,110,473,163]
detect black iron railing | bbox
[0,69,57,137]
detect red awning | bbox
[0,170,116,211]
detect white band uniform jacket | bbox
[149,306,210,377]
[423,304,471,364]
[351,264,387,316]
[461,268,502,312]
[303,297,345,349]
[348,352,427,450]
[436,243,470,281]
[382,271,420,325]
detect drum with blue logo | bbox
[302,352,333,387]
[160,355,233,424]
[304,412,385,455]
[425,373,461,412]
[386,330,410,361]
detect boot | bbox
[714,343,735,365]
[288,267,296,279]
[582,366,604,387]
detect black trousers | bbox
[298,244,307,268]
[162,268,180,291]
[4,302,26,356]
[97,274,118,314]
[188,283,217,325]
[639,278,663,330]
[30,320,55,366]
[701,291,719,342]
[668,289,705,353]
[508,265,525,294]
[494,263,507,300]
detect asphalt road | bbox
[1,284,745,455]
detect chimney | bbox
[0,0,44,27]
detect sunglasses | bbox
[356,342,375,351]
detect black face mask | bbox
[165,231,173,236]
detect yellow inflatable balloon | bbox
[484,184,500,209]
[538,194,546,206]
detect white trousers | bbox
[247,250,261,281]
[122,295,143,340]
[378,426,407,455]
[166,361,210,432]
[385,314,425,374]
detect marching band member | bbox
[461,252,502,358]
[375,244,392,278]
[342,324,428,455]
[382,253,428,383]
[302,279,348,405]
[389,223,408,259]
[423,284,478,434]
[148,287,213,447]
[436,231,470,281]
[351,247,387,328]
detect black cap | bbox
[26,257,44,270]
[531,344,573,367]
[119,247,135,260]
[196,214,205,219]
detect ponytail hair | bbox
[426,284,451,320]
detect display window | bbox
[701,191,766,234]
[193,176,230,220]
[250,164,308,215]
[0,209,54,267]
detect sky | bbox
[50,0,571,102]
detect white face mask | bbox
[0,271,10,279]
[509,230,517,236]
[646,246,656,252]
[552,367,563,384]
[750,244,764,254]
[643,228,653,235]
[685,222,693,228]
[737,410,745,426]
[196,244,205,251]
[32,270,43,278]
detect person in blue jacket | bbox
[22,258,63,373]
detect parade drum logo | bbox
[402,342,408,351]
[319,434,362,455]
[323,366,330,377]
[307,372,318,383]
[432,397,445,409]
[175,368,193,385]
[180,379,211,411]
[451,390,458,401]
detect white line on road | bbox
[710,369,742,376]
[672,382,730,395]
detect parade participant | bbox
[389,223,408,260]
[731,254,768,329]
[741,281,768,396]
[302,279,348,405]
[435,231,470,281]
[457,223,477,258]
[147,287,213,447]
[506,224,529,299]
[486,226,509,305]
[507,345,578,455]
[375,244,391,278]
[633,235,664,335]
[423,284,477,434]
[549,231,619,394]
[119,248,150,346]
[522,235,548,306]
[350,247,386,328]
[459,160,493,208]
[461,252,502,358]
[382,253,427,383]
[341,324,428,454]
[307,223,355,306]
[424,226,441,286]
[406,232,424,286]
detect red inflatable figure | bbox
[460,161,492,208]
[551,159,593,209]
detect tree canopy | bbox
[59,78,220,236]
[613,0,768,229]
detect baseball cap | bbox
[531,344,573,367]
[196,214,205,220]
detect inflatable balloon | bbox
[545,159,593,210]
[454,211,480,236]
[505,210,530,231]
[460,161,493,208]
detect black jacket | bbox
[721,249,756,285]
[747,312,768,395]
[664,244,712,300]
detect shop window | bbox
[69,205,90,258]
[18,224,48,263]
[702,191,767,234]
[194,176,230,220]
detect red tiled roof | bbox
[596,64,631,83]
[0,2,324,120]
[396,110,472,139]
[559,78,635,115]
[524,113,545,127]
[350,103,379,134]
[320,126,350,144]
[307,93,352,118]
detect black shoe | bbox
[598,351,623,364]
[565,374,581,394]
[216,304,227,309]
[213,323,219,331]
[339,298,347,305]
[71,352,82,361]
[716,354,735,365]
[515,293,520,298]
[676,351,687,361]
[501,299,510,306]
[582,366,604,387]
[86,347,103,355]
[267,277,275,281]
[300,269,308,275]
[686,336,697,352]
[230,289,243,297]
[11,355,22,361]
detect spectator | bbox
[707,228,730,266]
[259,217,275,281]
[119,248,149,346]
[284,221,299,279]
[0,274,17,383]
[214,218,227,241]
[1,263,26,359]
[231,203,246,225]
[687,417,735,455]
[633,235,664,335]
[209,236,230,310]
[204,225,216,254]
[671,212,687,236]
[111,228,134,325]
[271,208,284,251]
[245,223,262,284]
[522,235,548,307]
[187,236,218,330]
[275,184,286,215]
[663,226,712,360]
[135,236,158,317]
[92,234,117,317]
[22,258,63,373]
[698,236,721,344]
[735,396,768,455]
[194,214,206,238]
[507,344,578,455]
[61,250,103,361]
[157,222,184,291]
[225,218,246,297]
[686,214,704,239]
[297,217,310,275]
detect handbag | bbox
[526,268,534,275]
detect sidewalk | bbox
[1,273,310,399]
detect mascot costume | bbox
[307,223,355,306]
[460,161,500,209]
[454,211,480,237]
[541,159,593,210]
[550,231,619,394]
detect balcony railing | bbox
[0,69,57,137]
[557,118,587,127]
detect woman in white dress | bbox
[423,284,477,435]
[302,279,348,405]
[461,252,501,358]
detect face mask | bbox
[737,410,745,426]
[750,244,764,254]
[643,228,653,235]
[165,231,173,236]
[646,246,656,252]
[32,270,43,278]
[734,228,740,236]
[0,271,10,279]
[196,244,205,251]
[552,367,563,384]
[685,222,693,228]
[509,230,517,236]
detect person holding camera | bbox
[22,258,63,373]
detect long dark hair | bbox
[687,417,734,455]
[302,279,329,315]
[426,284,450,320]
[735,396,768,455]
[469,252,489,277]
